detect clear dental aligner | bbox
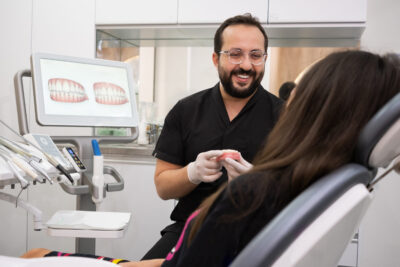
[93,82,129,105]
[48,78,88,103]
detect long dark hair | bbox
[188,50,400,244]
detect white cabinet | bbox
[269,0,367,23]
[96,0,178,24]
[96,0,367,47]
[96,0,270,25]
[96,0,367,25]
[178,0,268,24]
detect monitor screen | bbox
[30,53,139,127]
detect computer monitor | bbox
[30,53,138,127]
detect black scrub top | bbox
[153,83,282,223]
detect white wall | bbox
[358,0,400,266]
[0,0,32,140]
[360,0,400,54]
[0,0,95,257]
[0,0,33,257]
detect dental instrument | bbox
[0,146,42,183]
[0,137,52,183]
[91,139,104,206]
[0,120,74,183]
[0,136,41,163]
[43,153,74,184]
[28,159,53,184]
[0,153,29,189]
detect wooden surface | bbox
[268,47,356,95]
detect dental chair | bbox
[230,92,400,267]
[0,255,118,267]
[1,92,399,266]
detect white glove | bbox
[222,153,253,181]
[187,150,223,184]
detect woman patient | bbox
[23,50,400,267]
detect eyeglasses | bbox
[219,49,267,65]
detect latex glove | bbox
[222,154,253,181]
[187,150,223,184]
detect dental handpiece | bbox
[0,143,45,183]
[0,120,73,183]
[28,159,53,184]
[17,136,74,184]
[0,137,41,162]
[9,138,42,162]
[45,153,74,184]
[0,153,29,189]
[0,121,42,162]
[0,146,42,182]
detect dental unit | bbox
[0,53,140,254]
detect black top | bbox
[161,172,297,267]
[153,83,282,223]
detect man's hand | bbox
[222,154,253,181]
[187,150,223,184]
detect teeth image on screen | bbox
[48,78,88,103]
[93,82,129,105]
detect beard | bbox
[218,66,264,98]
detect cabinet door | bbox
[96,0,178,24]
[178,0,268,24]
[269,0,366,23]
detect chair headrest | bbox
[355,93,400,168]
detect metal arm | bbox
[0,191,44,230]
[14,69,32,136]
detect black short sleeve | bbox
[153,101,185,166]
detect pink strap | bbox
[166,209,200,261]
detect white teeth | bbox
[62,80,70,92]
[238,74,249,78]
[48,78,88,103]
[93,82,129,105]
[56,80,62,91]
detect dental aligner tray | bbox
[46,210,131,238]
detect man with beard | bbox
[142,13,282,260]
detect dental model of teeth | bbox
[48,78,88,103]
[93,82,129,105]
[216,149,240,161]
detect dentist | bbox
[143,13,283,260]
